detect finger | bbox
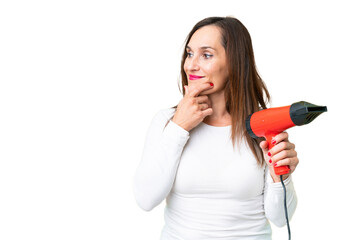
[196,96,212,108]
[198,103,209,110]
[189,82,214,97]
[272,131,289,145]
[202,107,213,117]
[274,157,298,168]
[271,149,297,163]
[195,95,209,104]
[268,141,295,157]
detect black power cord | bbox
[280,175,291,240]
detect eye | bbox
[203,53,213,59]
[186,52,193,58]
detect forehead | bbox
[188,25,223,49]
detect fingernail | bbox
[268,152,271,157]
[269,159,272,164]
[274,163,277,167]
[210,82,214,86]
[271,139,276,145]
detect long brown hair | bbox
[173,16,270,166]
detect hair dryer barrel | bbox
[245,101,327,175]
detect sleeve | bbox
[133,109,190,211]
[263,165,298,227]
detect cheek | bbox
[183,58,192,72]
[221,67,229,79]
[202,63,216,76]
[207,63,228,80]
[217,60,229,79]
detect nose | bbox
[186,55,200,72]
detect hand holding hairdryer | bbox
[246,101,327,175]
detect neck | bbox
[202,90,231,126]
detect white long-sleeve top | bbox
[133,108,297,240]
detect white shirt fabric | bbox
[133,108,297,240]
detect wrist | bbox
[171,118,190,132]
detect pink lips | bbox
[189,74,204,80]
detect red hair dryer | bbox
[246,101,327,175]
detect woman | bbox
[133,16,298,240]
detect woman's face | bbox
[184,25,229,95]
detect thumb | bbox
[184,85,188,95]
[259,140,268,152]
[259,140,270,161]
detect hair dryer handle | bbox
[265,133,290,176]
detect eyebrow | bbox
[186,46,217,51]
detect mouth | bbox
[189,74,204,80]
